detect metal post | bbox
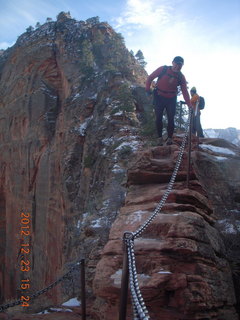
[179,102,183,130]
[119,232,130,320]
[187,109,193,188]
[81,259,86,320]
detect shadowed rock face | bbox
[93,138,240,320]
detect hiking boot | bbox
[166,137,173,145]
[158,137,163,146]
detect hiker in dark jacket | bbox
[145,56,192,145]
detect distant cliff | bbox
[0,12,239,320]
[204,127,240,147]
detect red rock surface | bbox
[0,12,147,315]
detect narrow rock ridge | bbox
[92,138,240,320]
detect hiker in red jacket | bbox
[146,56,192,145]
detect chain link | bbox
[127,238,149,320]
[125,110,191,319]
[0,260,83,312]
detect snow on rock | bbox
[76,116,93,136]
[115,140,141,152]
[110,269,122,287]
[214,156,228,161]
[125,210,148,225]
[72,93,81,101]
[112,164,125,174]
[50,308,73,312]
[218,219,240,234]
[158,270,172,274]
[62,297,81,307]
[200,144,236,156]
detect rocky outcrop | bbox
[92,138,240,320]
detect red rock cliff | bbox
[0,13,147,312]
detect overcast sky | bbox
[0,0,240,129]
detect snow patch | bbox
[91,216,108,228]
[126,210,148,224]
[113,111,124,116]
[102,137,115,146]
[72,93,81,101]
[37,310,50,314]
[100,147,107,156]
[50,308,73,312]
[215,156,228,161]
[76,116,93,136]
[115,140,140,152]
[62,297,81,307]
[218,219,240,234]
[158,270,172,274]
[76,220,81,229]
[112,164,125,174]
[138,273,151,280]
[200,144,236,156]
[111,269,122,286]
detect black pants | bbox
[153,92,177,138]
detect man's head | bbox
[190,87,197,96]
[173,56,184,65]
[172,56,184,72]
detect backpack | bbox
[199,96,205,110]
[156,65,183,86]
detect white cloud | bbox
[114,0,172,30]
[113,0,240,129]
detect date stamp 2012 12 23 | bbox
[20,212,31,307]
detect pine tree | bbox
[135,50,147,68]
[80,40,95,76]
[26,26,34,33]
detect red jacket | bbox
[145,66,191,106]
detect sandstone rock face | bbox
[0,14,147,312]
[93,138,240,320]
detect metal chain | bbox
[0,260,82,312]
[133,110,191,239]
[125,109,191,319]
[126,237,149,320]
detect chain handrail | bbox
[133,110,191,239]
[127,237,149,320]
[122,109,192,320]
[0,259,83,312]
